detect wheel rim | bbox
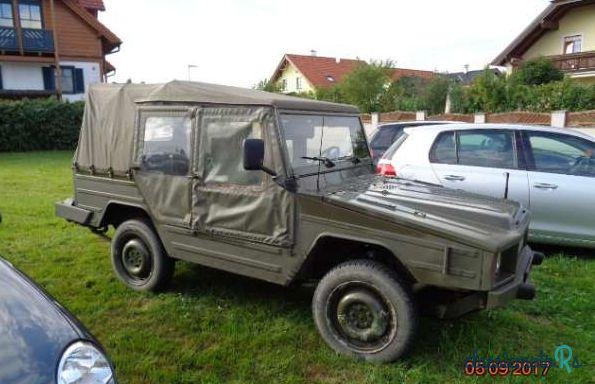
[121,238,152,282]
[327,282,397,352]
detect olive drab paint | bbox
[57,81,538,319]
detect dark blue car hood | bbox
[0,259,82,384]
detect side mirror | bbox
[243,138,265,170]
[243,139,276,176]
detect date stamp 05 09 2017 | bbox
[463,345,584,377]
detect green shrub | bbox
[0,98,84,152]
[511,57,564,86]
[450,70,595,114]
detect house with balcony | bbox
[492,0,595,85]
[271,53,436,94]
[0,0,121,101]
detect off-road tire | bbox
[312,259,417,363]
[111,219,174,292]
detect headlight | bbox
[57,341,114,384]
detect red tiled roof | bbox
[76,0,105,11]
[272,54,435,89]
[275,54,366,89]
[389,68,435,81]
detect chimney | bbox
[310,50,317,57]
[464,64,469,74]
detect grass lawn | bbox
[0,150,593,384]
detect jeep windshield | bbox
[279,114,370,175]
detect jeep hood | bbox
[320,176,527,252]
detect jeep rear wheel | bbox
[312,260,417,363]
[111,219,174,292]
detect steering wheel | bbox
[321,146,341,159]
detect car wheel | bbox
[312,259,417,363]
[111,219,174,292]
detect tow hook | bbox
[517,283,536,300]
[532,251,545,266]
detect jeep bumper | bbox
[486,245,536,308]
[435,245,538,319]
[55,199,93,226]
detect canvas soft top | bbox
[137,80,359,113]
[75,81,359,175]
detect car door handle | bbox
[444,175,465,181]
[533,183,558,190]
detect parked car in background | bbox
[377,124,595,248]
[369,121,459,165]
[0,257,116,384]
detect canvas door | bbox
[133,107,196,227]
[192,106,293,247]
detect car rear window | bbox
[370,127,401,150]
[382,133,409,159]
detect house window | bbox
[60,67,75,94]
[0,1,13,28]
[42,66,85,94]
[296,77,302,91]
[563,35,582,54]
[281,79,287,91]
[19,0,42,29]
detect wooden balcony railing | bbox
[22,28,54,53]
[0,27,54,53]
[548,51,595,73]
[0,27,18,51]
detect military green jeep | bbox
[57,81,541,362]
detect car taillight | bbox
[376,162,397,177]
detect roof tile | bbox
[285,54,365,88]
[279,54,435,89]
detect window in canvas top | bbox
[140,116,192,175]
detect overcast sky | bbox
[100,0,548,87]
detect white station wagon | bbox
[377,124,595,248]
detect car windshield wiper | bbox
[301,156,335,168]
[335,155,361,164]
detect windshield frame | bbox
[276,109,372,177]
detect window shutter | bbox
[42,67,55,90]
[74,68,85,93]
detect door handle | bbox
[444,175,465,181]
[533,183,558,190]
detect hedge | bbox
[0,98,84,152]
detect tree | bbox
[314,85,344,103]
[511,58,564,86]
[339,60,393,113]
[464,69,509,113]
[389,76,425,112]
[421,76,451,115]
[254,78,282,92]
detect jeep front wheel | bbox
[312,260,417,363]
[111,219,174,292]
